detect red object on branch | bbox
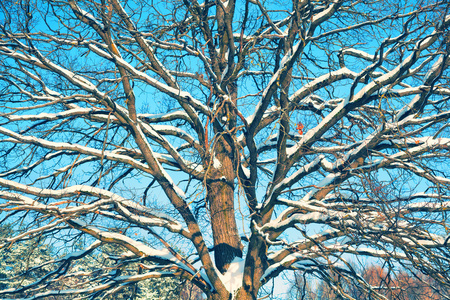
[296,122,304,135]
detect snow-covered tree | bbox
[289,264,450,300]
[0,225,201,299]
[0,224,53,292]
[0,0,450,299]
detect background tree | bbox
[0,223,202,299]
[1,0,450,299]
[0,223,53,294]
[288,264,450,300]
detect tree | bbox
[287,271,317,300]
[289,264,450,300]
[0,223,53,294]
[0,0,449,299]
[0,223,203,299]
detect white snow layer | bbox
[213,156,222,169]
[218,257,245,294]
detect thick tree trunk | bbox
[207,135,243,274]
[235,231,267,300]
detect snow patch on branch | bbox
[75,4,104,30]
[241,166,250,178]
[213,156,222,169]
[342,48,375,61]
[71,219,179,260]
[6,108,95,121]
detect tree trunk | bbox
[235,230,267,300]
[207,135,243,274]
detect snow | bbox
[378,86,426,97]
[232,33,249,40]
[384,137,450,166]
[285,144,297,157]
[113,232,170,257]
[247,41,306,126]
[213,156,222,168]
[246,97,263,124]
[87,44,112,59]
[348,29,442,111]
[286,96,351,157]
[62,240,101,259]
[187,162,204,173]
[395,55,446,121]
[277,198,327,213]
[271,155,323,194]
[241,166,250,178]
[78,7,105,30]
[0,150,70,177]
[217,257,245,295]
[139,111,189,121]
[0,173,187,233]
[138,123,202,175]
[134,124,187,200]
[116,204,184,232]
[342,48,375,61]
[304,173,340,201]
[191,252,245,293]
[0,190,43,208]
[0,177,125,202]
[7,108,94,121]
[310,0,339,23]
[348,246,392,257]
[221,65,229,81]
[424,55,444,81]
[72,218,88,227]
[406,201,450,210]
[74,227,182,264]
[263,208,355,234]
[320,157,334,170]
[279,49,292,69]
[395,95,421,121]
[317,173,341,187]
[151,124,188,134]
[262,253,302,281]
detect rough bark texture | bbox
[238,234,268,300]
[207,135,243,274]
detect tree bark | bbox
[235,228,268,300]
[207,135,243,274]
